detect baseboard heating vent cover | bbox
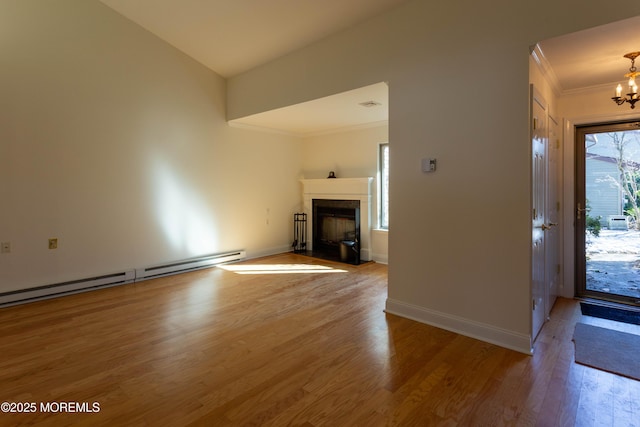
[135,250,246,281]
[0,270,136,307]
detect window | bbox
[379,143,389,229]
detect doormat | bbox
[580,302,640,325]
[573,322,640,380]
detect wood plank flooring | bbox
[0,253,639,426]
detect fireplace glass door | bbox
[312,199,360,264]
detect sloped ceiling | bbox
[99,0,409,78]
[99,1,640,135]
[99,0,402,135]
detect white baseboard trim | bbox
[247,246,377,263]
[371,252,388,264]
[246,245,293,260]
[385,298,532,355]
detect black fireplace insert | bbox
[312,199,360,264]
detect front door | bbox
[576,121,640,306]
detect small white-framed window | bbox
[379,143,389,229]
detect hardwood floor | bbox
[0,253,639,426]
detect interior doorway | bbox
[575,120,640,306]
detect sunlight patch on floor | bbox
[218,263,348,275]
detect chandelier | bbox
[612,51,640,109]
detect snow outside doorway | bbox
[586,229,640,300]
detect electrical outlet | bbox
[1,242,10,254]
[48,238,58,250]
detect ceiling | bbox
[99,0,409,78]
[227,82,388,136]
[99,1,640,135]
[537,15,640,92]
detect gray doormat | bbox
[573,323,640,381]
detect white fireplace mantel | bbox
[300,178,374,261]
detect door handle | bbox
[535,223,557,231]
[576,203,590,220]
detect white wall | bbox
[301,123,389,262]
[228,0,640,353]
[0,1,302,292]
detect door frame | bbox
[562,111,639,300]
[575,120,640,305]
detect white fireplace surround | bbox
[300,177,374,261]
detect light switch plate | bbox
[421,158,437,173]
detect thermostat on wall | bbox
[421,158,437,173]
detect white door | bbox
[545,115,560,317]
[531,85,548,341]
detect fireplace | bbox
[300,177,373,263]
[313,199,360,264]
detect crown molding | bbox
[530,43,563,97]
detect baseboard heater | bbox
[135,250,246,281]
[0,270,136,307]
[0,250,246,307]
